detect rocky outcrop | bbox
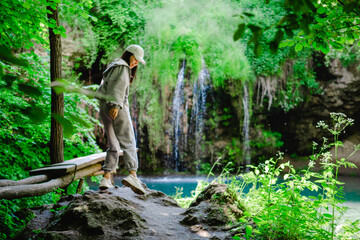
[267,56,360,155]
[181,183,245,239]
[16,183,247,240]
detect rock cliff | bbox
[267,56,360,155]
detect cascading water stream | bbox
[242,82,251,172]
[191,66,210,163]
[172,60,186,171]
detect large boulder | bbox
[181,183,246,239]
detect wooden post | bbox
[76,178,85,193]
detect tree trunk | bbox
[48,3,64,164]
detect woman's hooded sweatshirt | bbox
[96,58,131,110]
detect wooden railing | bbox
[0,151,119,200]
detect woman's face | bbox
[129,55,139,69]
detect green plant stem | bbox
[205,157,221,183]
[331,132,339,240]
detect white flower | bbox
[308,160,315,168]
[320,152,332,163]
[316,120,327,129]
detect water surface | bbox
[88,175,360,222]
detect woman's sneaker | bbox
[99,177,113,190]
[121,175,146,195]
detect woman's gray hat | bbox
[125,44,146,65]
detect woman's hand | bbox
[109,108,119,120]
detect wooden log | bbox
[29,152,108,177]
[0,164,102,200]
[0,175,49,187]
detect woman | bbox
[96,44,146,195]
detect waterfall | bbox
[242,82,251,172]
[171,60,210,171]
[172,60,186,171]
[191,66,210,164]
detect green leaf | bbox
[233,24,246,41]
[279,41,289,48]
[2,74,17,87]
[23,106,47,123]
[346,162,357,168]
[254,43,262,57]
[343,2,357,13]
[248,24,262,33]
[252,216,264,225]
[299,20,310,35]
[0,46,28,67]
[59,25,66,33]
[245,225,253,239]
[304,0,316,12]
[317,6,327,14]
[295,43,303,51]
[69,113,92,129]
[23,2,31,9]
[52,114,74,138]
[321,182,328,188]
[239,217,247,223]
[323,213,333,219]
[60,32,67,38]
[52,84,66,94]
[18,84,42,97]
[274,29,284,43]
[269,41,278,54]
[278,14,297,26]
[318,41,330,54]
[346,32,355,43]
[80,12,89,19]
[243,12,255,17]
[88,14,98,22]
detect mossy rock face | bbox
[181,183,244,228]
[51,191,145,238]
[20,191,146,240]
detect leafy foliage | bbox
[177,113,360,239]
[234,0,360,55]
[60,0,145,68]
[250,124,283,162]
[0,0,67,49]
[239,113,359,239]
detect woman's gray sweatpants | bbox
[99,100,138,173]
